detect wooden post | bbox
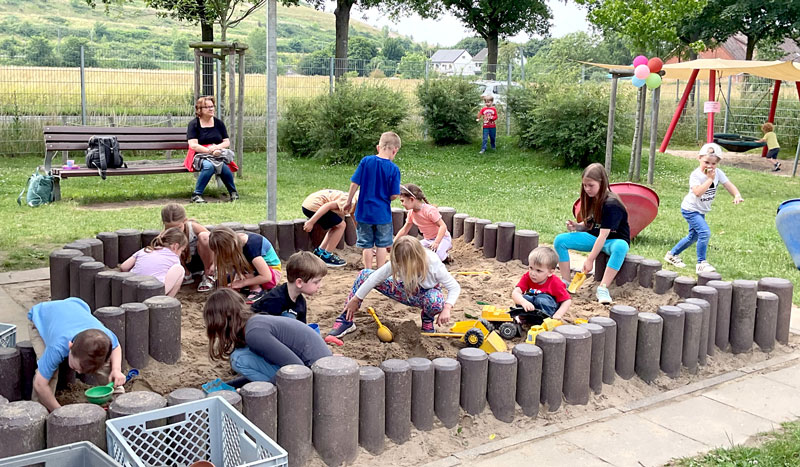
[629,87,644,181]
[193,49,201,102]
[660,69,699,153]
[647,86,661,185]
[633,87,647,182]
[605,75,619,172]
[237,49,246,177]
[228,48,236,156]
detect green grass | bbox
[672,420,800,466]
[3,137,799,303]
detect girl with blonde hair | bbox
[120,227,188,296]
[328,236,460,338]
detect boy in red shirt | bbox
[477,95,498,154]
[511,247,572,319]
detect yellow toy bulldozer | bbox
[424,319,508,354]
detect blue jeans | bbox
[670,210,710,263]
[194,159,237,196]
[230,347,281,383]
[482,127,496,151]
[523,293,557,316]
[553,231,630,271]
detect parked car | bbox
[472,80,521,106]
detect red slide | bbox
[573,182,660,239]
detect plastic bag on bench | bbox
[86,135,126,179]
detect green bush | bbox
[279,81,407,164]
[417,78,482,145]
[510,82,629,167]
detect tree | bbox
[60,36,97,67]
[0,38,21,60]
[398,52,425,78]
[381,37,407,61]
[454,36,486,56]
[349,37,379,61]
[28,37,56,66]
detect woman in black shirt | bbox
[183,96,239,203]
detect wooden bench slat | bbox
[44,126,187,135]
[46,134,188,143]
[47,142,189,151]
[54,166,189,178]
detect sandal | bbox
[197,275,215,292]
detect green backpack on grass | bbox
[18,166,54,207]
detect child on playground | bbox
[345,131,402,269]
[302,188,358,268]
[120,227,188,297]
[251,251,327,324]
[477,95,497,154]
[395,183,452,261]
[208,226,282,303]
[665,143,744,273]
[757,122,781,171]
[553,163,631,304]
[204,288,331,383]
[161,203,215,292]
[28,297,124,412]
[329,236,460,338]
[511,247,572,320]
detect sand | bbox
[9,237,797,465]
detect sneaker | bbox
[664,252,686,268]
[479,149,485,154]
[329,319,357,338]
[772,163,781,172]
[182,273,194,285]
[245,290,265,305]
[313,247,324,258]
[321,251,346,268]
[696,261,716,274]
[197,275,214,292]
[421,322,435,333]
[191,194,206,204]
[229,191,239,202]
[596,285,612,304]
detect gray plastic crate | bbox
[106,395,287,467]
[0,441,118,466]
[0,323,16,348]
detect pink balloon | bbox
[632,55,648,67]
[634,64,651,79]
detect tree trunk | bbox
[201,21,214,96]
[745,37,755,60]
[486,33,498,80]
[333,0,354,79]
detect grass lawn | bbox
[672,420,800,466]
[3,136,799,301]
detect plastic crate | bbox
[0,323,16,348]
[0,441,118,466]
[106,395,287,467]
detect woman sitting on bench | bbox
[184,96,240,203]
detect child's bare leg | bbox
[558,261,572,282]
[164,264,185,297]
[375,247,388,268]
[197,231,215,275]
[362,248,374,269]
[320,222,345,252]
[599,268,619,287]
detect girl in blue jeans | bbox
[665,143,743,274]
[204,289,331,383]
[553,163,631,304]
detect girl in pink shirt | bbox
[395,184,452,261]
[120,228,188,297]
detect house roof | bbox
[701,33,800,61]
[430,49,469,63]
[473,48,488,62]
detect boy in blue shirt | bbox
[344,131,402,270]
[28,297,124,411]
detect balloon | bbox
[631,76,646,88]
[645,73,662,89]
[634,64,651,79]
[647,57,663,73]
[632,55,648,67]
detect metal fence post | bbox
[792,134,800,178]
[696,80,701,141]
[165,114,173,159]
[506,62,512,136]
[80,46,86,125]
[723,76,732,133]
[329,58,334,95]
[424,60,429,80]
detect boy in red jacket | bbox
[477,95,498,154]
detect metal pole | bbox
[506,61,512,136]
[80,46,86,125]
[266,0,278,220]
[676,79,680,102]
[604,75,619,172]
[723,76,732,133]
[236,50,245,177]
[792,134,800,178]
[647,86,661,185]
[329,57,334,96]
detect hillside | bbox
[0,0,405,64]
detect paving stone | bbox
[560,414,707,467]
[639,396,777,447]
[474,438,607,467]
[762,362,800,390]
[703,375,800,423]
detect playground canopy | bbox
[586,58,800,81]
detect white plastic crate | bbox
[106,395,287,467]
[0,323,16,348]
[0,441,118,466]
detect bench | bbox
[44,126,189,200]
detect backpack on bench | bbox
[86,135,125,179]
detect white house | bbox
[472,48,487,74]
[430,49,475,76]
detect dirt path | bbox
[666,149,795,176]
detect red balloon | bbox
[648,57,663,74]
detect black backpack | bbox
[86,136,125,179]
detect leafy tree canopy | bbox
[454,36,486,56]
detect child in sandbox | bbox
[208,226,282,303]
[301,188,358,268]
[28,297,125,412]
[204,288,331,383]
[251,251,327,324]
[328,236,459,338]
[511,246,572,320]
[395,183,452,261]
[120,227,188,297]
[161,203,215,292]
